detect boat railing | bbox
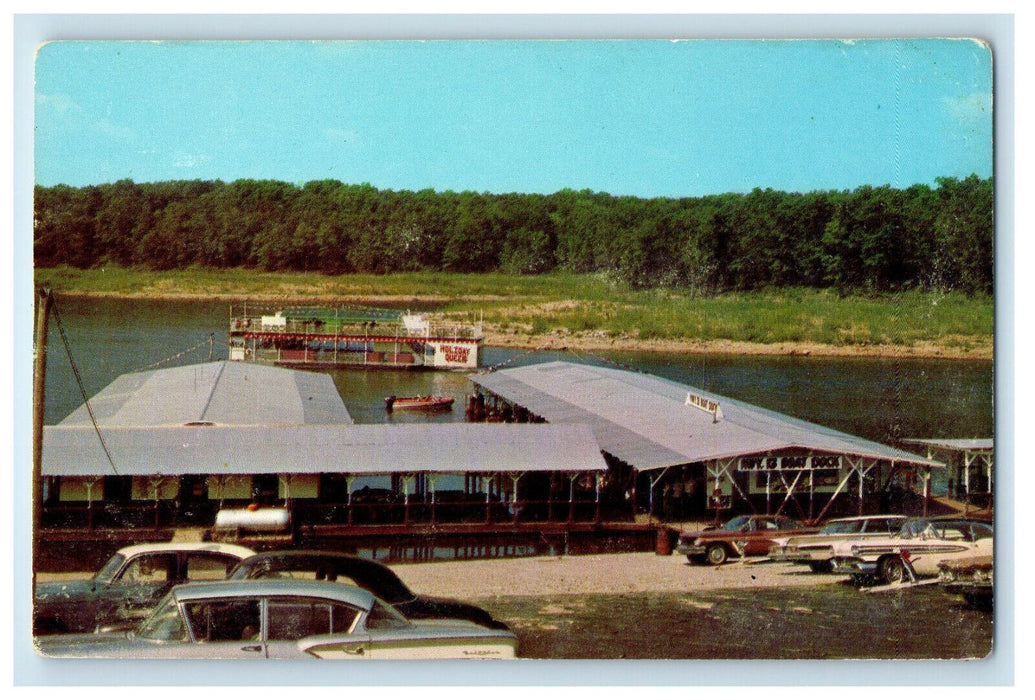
[230,316,402,336]
[242,347,422,367]
[230,315,481,340]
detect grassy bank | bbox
[34,266,994,358]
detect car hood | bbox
[34,579,94,602]
[940,554,993,573]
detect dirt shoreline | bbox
[49,290,993,360]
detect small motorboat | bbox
[385,395,455,411]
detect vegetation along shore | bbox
[35,267,993,360]
[33,177,993,359]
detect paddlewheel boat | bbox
[385,395,455,411]
[228,305,482,370]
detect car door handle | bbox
[241,644,263,653]
[342,644,365,656]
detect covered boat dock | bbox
[470,361,945,522]
[39,361,616,556]
[900,438,994,513]
[43,422,608,530]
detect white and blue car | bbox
[35,579,519,660]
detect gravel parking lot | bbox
[392,553,994,660]
[34,552,994,660]
[392,551,841,597]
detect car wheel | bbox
[706,543,728,566]
[879,556,907,585]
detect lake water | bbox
[38,296,994,463]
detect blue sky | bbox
[34,38,992,198]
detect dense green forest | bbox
[33,176,993,294]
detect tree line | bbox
[33,175,993,294]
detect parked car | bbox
[829,518,993,585]
[35,579,519,660]
[676,514,819,565]
[939,554,993,609]
[34,542,256,635]
[228,550,509,630]
[769,515,908,572]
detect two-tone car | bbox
[676,515,819,565]
[35,579,519,660]
[228,550,510,630]
[829,518,993,585]
[33,542,256,635]
[768,515,908,572]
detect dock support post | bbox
[922,468,931,517]
[402,475,414,526]
[808,462,815,522]
[594,473,602,524]
[33,288,52,551]
[484,476,493,525]
[765,470,771,515]
[510,474,523,525]
[346,476,355,526]
[568,473,577,524]
[428,474,439,525]
[85,479,97,530]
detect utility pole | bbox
[32,288,52,567]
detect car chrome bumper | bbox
[676,544,706,557]
[830,557,876,574]
[941,581,992,595]
[769,552,812,564]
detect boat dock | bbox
[37,357,993,571]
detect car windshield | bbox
[897,520,935,539]
[972,523,994,540]
[821,520,863,535]
[723,516,752,532]
[135,593,187,641]
[92,553,127,583]
[364,599,410,630]
[932,522,993,542]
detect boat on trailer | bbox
[385,395,455,411]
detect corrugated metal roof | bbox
[58,361,352,427]
[42,423,606,476]
[901,438,994,452]
[471,361,943,470]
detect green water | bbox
[39,297,994,448]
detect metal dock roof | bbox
[41,423,606,476]
[471,361,942,470]
[900,438,994,452]
[58,361,352,427]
